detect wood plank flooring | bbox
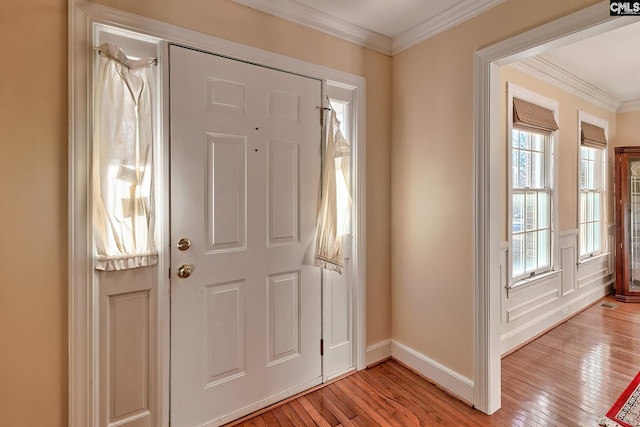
[229,296,640,426]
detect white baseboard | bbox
[366,339,392,366]
[391,340,474,404]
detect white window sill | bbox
[507,269,561,291]
[578,252,609,268]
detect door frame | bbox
[473,0,639,414]
[69,2,367,426]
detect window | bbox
[508,84,558,283]
[578,115,607,259]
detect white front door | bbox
[169,45,322,427]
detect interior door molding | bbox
[69,1,366,426]
[473,0,636,414]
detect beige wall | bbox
[616,110,640,147]
[0,0,68,425]
[391,0,601,379]
[499,65,617,241]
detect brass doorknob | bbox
[177,238,191,251]
[177,264,192,279]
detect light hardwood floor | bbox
[229,295,640,426]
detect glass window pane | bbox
[593,192,601,221]
[513,193,524,233]
[512,149,521,188]
[513,234,524,278]
[512,129,519,148]
[531,152,544,188]
[521,130,529,149]
[585,192,593,222]
[538,229,550,269]
[580,159,588,189]
[538,191,549,229]
[526,232,537,273]
[580,223,587,256]
[586,222,594,255]
[580,192,586,223]
[526,192,537,231]
[594,221,602,252]
[531,133,543,152]
[521,151,531,188]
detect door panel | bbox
[169,45,322,427]
[206,133,247,252]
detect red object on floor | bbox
[606,371,640,427]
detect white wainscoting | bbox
[500,227,614,354]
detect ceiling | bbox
[232,0,640,112]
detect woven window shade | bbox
[513,97,559,134]
[581,122,607,149]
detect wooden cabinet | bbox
[615,146,640,302]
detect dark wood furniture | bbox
[615,146,640,302]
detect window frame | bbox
[507,83,559,286]
[577,111,608,262]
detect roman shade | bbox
[581,121,607,149]
[513,97,559,134]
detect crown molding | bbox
[618,99,640,113]
[232,0,505,56]
[392,0,506,55]
[231,0,392,55]
[510,56,621,113]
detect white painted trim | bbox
[392,0,506,55]
[366,340,392,366]
[70,2,367,425]
[157,40,172,427]
[475,0,636,416]
[510,57,620,112]
[69,1,93,425]
[230,0,392,55]
[391,340,474,405]
[506,270,562,295]
[618,99,640,113]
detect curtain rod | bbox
[95,45,157,70]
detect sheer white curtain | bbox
[93,43,157,271]
[314,106,351,274]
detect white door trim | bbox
[68,2,366,426]
[473,0,638,414]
